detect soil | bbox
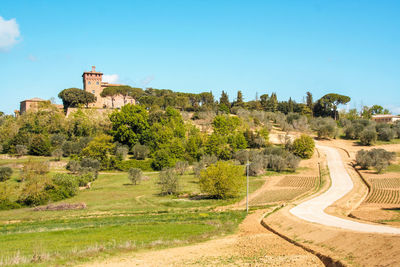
[81,209,323,267]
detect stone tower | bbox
[82,66,103,107]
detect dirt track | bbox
[290,145,400,234]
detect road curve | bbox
[290,145,400,234]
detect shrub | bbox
[269,155,286,172]
[175,161,189,175]
[52,148,63,161]
[128,168,142,185]
[356,148,396,173]
[312,117,336,139]
[286,154,301,171]
[52,173,79,198]
[360,129,377,146]
[21,160,50,181]
[199,161,244,199]
[292,134,315,159]
[344,125,356,139]
[50,134,66,147]
[76,173,95,186]
[377,127,396,141]
[248,159,264,176]
[15,144,28,158]
[131,143,150,160]
[116,159,153,172]
[66,160,81,174]
[158,168,179,195]
[115,146,129,161]
[80,158,101,175]
[0,167,13,182]
[151,149,176,171]
[29,134,51,156]
[18,176,52,206]
[234,150,249,165]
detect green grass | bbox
[387,164,400,173]
[0,160,265,266]
[375,139,400,145]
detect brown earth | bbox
[81,209,323,267]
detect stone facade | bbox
[82,66,135,108]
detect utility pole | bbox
[246,160,250,213]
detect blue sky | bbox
[1,0,399,114]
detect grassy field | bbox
[0,161,265,266]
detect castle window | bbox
[88,81,91,84]
[96,81,99,85]
[92,90,95,94]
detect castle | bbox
[19,66,135,114]
[82,66,135,108]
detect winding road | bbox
[290,145,400,234]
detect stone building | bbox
[372,114,400,124]
[82,66,135,108]
[19,97,63,115]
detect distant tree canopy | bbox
[58,88,96,110]
[314,93,351,120]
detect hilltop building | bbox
[83,66,135,108]
[19,98,63,115]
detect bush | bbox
[15,144,28,158]
[377,127,396,141]
[80,158,100,175]
[18,176,52,206]
[115,146,129,161]
[52,173,79,198]
[158,168,179,195]
[131,143,150,160]
[76,172,95,186]
[0,167,13,182]
[29,134,51,156]
[269,155,287,172]
[360,129,377,146]
[292,134,315,159]
[248,158,264,176]
[66,160,81,174]
[356,148,396,173]
[286,154,301,171]
[151,149,176,171]
[312,118,336,139]
[21,160,50,181]
[175,161,189,175]
[234,150,249,165]
[128,168,142,185]
[116,159,153,172]
[199,161,244,199]
[52,148,63,161]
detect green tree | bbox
[109,104,149,148]
[292,135,315,159]
[315,93,351,120]
[199,161,245,199]
[306,92,313,114]
[0,167,13,182]
[158,168,179,195]
[100,86,120,108]
[219,91,230,112]
[80,135,115,169]
[128,168,142,185]
[58,88,96,110]
[151,149,176,170]
[29,134,51,156]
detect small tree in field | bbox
[360,129,377,146]
[128,168,142,185]
[199,161,244,199]
[0,167,13,182]
[292,135,315,159]
[15,145,28,158]
[175,161,189,175]
[52,148,63,161]
[158,168,179,195]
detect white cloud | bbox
[103,74,119,84]
[28,54,37,62]
[0,16,20,51]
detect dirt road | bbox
[290,145,400,234]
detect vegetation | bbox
[199,161,245,199]
[128,168,142,185]
[0,166,13,182]
[158,168,180,195]
[356,149,396,173]
[58,88,96,110]
[292,134,315,159]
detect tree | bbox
[199,161,244,199]
[100,86,120,108]
[58,88,96,110]
[306,92,313,115]
[52,148,63,161]
[128,168,142,185]
[233,91,244,107]
[151,149,175,171]
[0,167,13,182]
[292,134,315,159]
[80,135,115,169]
[369,105,384,115]
[315,93,351,120]
[359,129,377,146]
[15,144,28,158]
[109,104,149,148]
[29,135,51,156]
[131,143,150,160]
[158,168,179,195]
[219,91,230,112]
[175,161,189,175]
